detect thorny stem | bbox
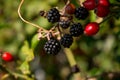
[18,0,48,32]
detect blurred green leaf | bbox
[31,34,39,49]
[37,17,52,30]
[19,41,34,61]
[19,61,30,74]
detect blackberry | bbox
[74,7,89,20]
[70,23,83,37]
[47,8,60,23]
[44,38,61,55]
[59,20,70,29]
[60,34,73,48]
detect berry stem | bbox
[110,3,120,7]
[64,48,76,66]
[18,0,48,31]
[78,0,84,6]
[64,48,83,80]
[99,13,115,25]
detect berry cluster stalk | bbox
[64,48,83,80]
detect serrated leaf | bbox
[19,61,30,74]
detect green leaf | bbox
[31,34,39,49]
[37,17,52,30]
[19,61,30,74]
[19,41,34,61]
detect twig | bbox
[18,0,48,32]
[99,13,115,25]
[64,48,83,80]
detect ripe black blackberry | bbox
[59,20,70,29]
[74,7,89,20]
[70,23,83,37]
[47,8,60,23]
[44,38,61,55]
[60,34,73,48]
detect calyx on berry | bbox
[84,22,99,36]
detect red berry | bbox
[65,3,75,14]
[98,0,110,7]
[95,5,109,17]
[84,22,99,36]
[83,0,97,10]
[2,52,13,62]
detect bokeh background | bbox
[0,0,120,80]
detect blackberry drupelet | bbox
[60,34,73,48]
[44,38,61,55]
[47,8,60,23]
[59,20,70,29]
[70,23,83,37]
[74,7,89,20]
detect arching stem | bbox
[18,0,48,31]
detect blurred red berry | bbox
[83,0,97,10]
[98,0,110,7]
[2,52,13,62]
[65,3,75,14]
[95,5,109,17]
[84,22,99,36]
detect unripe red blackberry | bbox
[65,3,75,14]
[95,4,109,17]
[84,22,99,36]
[98,0,110,7]
[2,52,14,62]
[83,0,97,10]
[44,38,61,55]
[70,23,83,37]
[47,8,60,23]
[74,7,89,20]
[60,34,73,48]
[59,20,70,29]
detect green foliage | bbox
[19,41,34,61]
[19,61,31,74]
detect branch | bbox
[64,48,83,80]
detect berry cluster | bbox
[83,0,110,17]
[40,0,110,55]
